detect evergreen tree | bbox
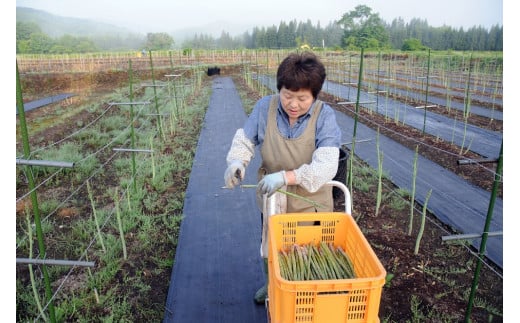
[265,25,278,48]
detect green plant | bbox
[25,209,48,321]
[387,193,407,211]
[375,128,384,216]
[414,189,432,255]
[87,180,106,252]
[114,187,127,260]
[470,294,502,318]
[409,294,423,322]
[401,38,428,51]
[354,178,371,192]
[408,146,419,235]
[384,273,395,287]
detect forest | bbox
[16,5,502,54]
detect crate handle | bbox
[265,180,351,215]
[326,180,351,215]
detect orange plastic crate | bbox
[267,212,386,323]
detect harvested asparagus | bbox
[278,243,356,281]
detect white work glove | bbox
[257,171,286,196]
[224,160,245,188]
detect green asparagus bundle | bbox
[278,242,356,281]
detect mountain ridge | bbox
[16,7,138,37]
[16,6,253,44]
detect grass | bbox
[16,68,208,321]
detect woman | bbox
[224,51,342,304]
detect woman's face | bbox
[279,87,314,125]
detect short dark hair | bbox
[276,52,326,99]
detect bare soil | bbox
[241,77,504,322]
[16,69,503,322]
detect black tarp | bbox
[164,76,502,323]
[17,93,76,114]
[164,77,267,322]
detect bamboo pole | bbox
[16,61,57,322]
[464,141,503,321]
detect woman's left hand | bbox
[257,171,286,196]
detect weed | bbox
[17,71,208,321]
[384,273,395,287]
[470,294,502,318]
[16,56,503,321]
[388,193,408,211]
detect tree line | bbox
[16,5,502,54]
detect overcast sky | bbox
[15,0,504,34]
